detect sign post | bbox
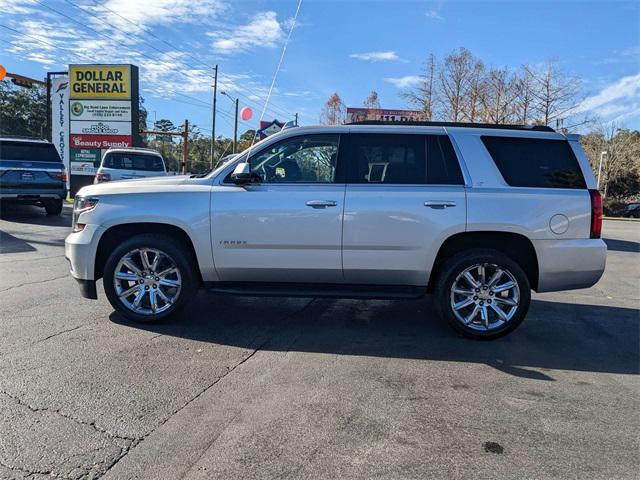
[68,64,139,195]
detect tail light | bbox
[47,171,65,181]
[589,189,603,239]
[95,172,111,183]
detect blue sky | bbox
[1,0,639,137]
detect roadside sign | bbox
[346,107,426,123]
[70,100,132,122]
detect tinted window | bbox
[348,134,425,184]
[250,134,339,183]
[481,136,586,189]
[103,153,164,172]
[0,141,62,162]
[426,135,464,185]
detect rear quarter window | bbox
[0,141,62,162]
[481,136,586,189]
[102,152,164,171]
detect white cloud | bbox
[95,0,226,30]
[210,11,284,53]
[577,73,640,114]
[425,9,443,20]
[350,51,399,62]
[0,0,36,14]
[384,75,422,88]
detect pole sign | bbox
[50,76,70,188]
[68,64,140,186]
[346,107,426,123]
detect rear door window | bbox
[481,136,586,189]
[347,134,426,184]
[103,153,164,171]
[0,141,62,162]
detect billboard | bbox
[68,64,139,182]
[346,108,426,123]
[50,76,70,188]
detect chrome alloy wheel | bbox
[450,263,520,331]
[113,248,182,315]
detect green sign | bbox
[70,148,100,163]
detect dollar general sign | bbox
[69,65,131,99]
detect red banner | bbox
[70,134,132,149]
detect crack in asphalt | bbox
[0,457,55,478]
[0,390,140,444]
[36,325,84,344]
[0,274,69,293]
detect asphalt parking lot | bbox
[0,203,638,480]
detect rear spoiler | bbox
[564,133,581,142]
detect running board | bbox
[205,282,426,300]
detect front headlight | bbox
[72,196,99,232]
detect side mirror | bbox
[230,162,261,184]
[93,160,101,168]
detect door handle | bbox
[424,201,456,209]
[306,200,337,208]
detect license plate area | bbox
[20,172,35,181]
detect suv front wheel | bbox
[435,249,531,340]
[103,234,197,323]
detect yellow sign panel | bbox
[69,65,131,99]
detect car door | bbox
[211,133,346,283]
[342,131,467,286]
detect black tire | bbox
[434,248,531,340]
[44,199,63,216]
[103,234,198,323]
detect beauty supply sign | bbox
[68,64,140,175]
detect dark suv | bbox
[0,138,67,215]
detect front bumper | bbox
[533,238,607,292]
[65,224,105,298]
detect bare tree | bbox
[402,54,437,120]
[481,68,517,124]
[512,65,535,124]
[462,58,486,122]
[363,90,381,110]
[320,92,346,125]
[439,48,476,121]
[528,60,581,127]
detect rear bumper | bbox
[533,238,607,292]
[0,189,66,202]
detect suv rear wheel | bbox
[435,249,531,340]
[103,234,197,323]
[44,199,63,216]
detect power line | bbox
[76,0,296,118]
[33,0,292,120]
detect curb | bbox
[603,216,640,222]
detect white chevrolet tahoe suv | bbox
[65,122,606,339]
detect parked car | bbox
[0,138,67,215]
[94,148,166,183]
[623,203,640,218]
[66,122,606,339]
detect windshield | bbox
[0,141,62,162]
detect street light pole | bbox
[221,91,239,154]
[597,151,607,190]
[210,64,218,169]
[233,98,239,154]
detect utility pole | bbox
[182,119,189,174]
[210,64,218,169]
[233,98,239,154]
[294,113,299,126]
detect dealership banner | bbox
[50,76,70,188]
[70,100,132,122]
[346,108,426,123]
[68,64,139,178]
